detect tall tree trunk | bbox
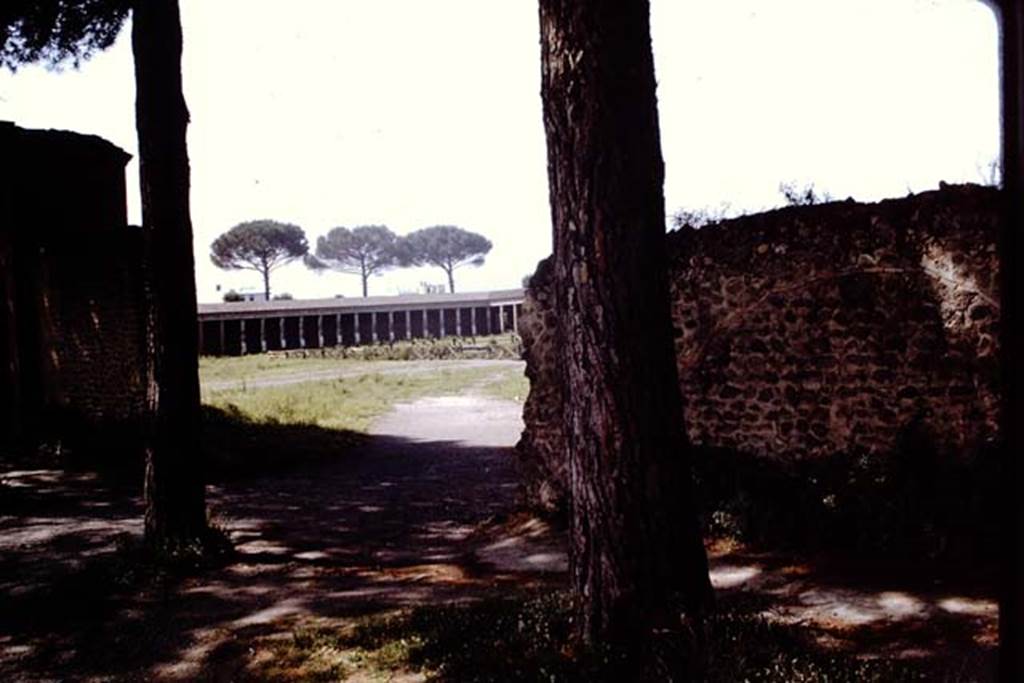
[362,270,369,297]
[998,2,1023,680]
[0,227,20,444]
[538,0,713,659]
[263,268,271,300]
[132,0,208,545]
[446,267,455,294]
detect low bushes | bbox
[269,333,523,361]
[692,436,1000,564]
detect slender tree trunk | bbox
[538,0,713,661]
[132,0,208,545]
[362,270,369,297]
[262,268,271,300]
[446,267,455,294]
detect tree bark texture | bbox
[132,0,208,544]
[538,0,713,650]
[997,2,1023,680]
[0,228,21,442]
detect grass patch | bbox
[476,366,530,403]
[204,365,514,433]
[254,592,946,682]
[199,356,527,478]
[198,334,522,382]
[198,354,347,384]
[201,404,367,478]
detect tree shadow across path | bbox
[0,391,998,680]
[0,395,565,681]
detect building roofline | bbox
[197,288,525,320]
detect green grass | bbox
[200,403,365,478]
[198,354,352,384]
[198,356,528,478]
[476,366,530,403]
[203,365,517,433]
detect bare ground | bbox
[0,375,997,680]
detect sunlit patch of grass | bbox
[246,619,429,682]
[198,354,347,384]
[200,357,523,478]
[251,635,354,682]
[204,366,508,433]
[476,366,530,404]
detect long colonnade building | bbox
[196,289,525,356]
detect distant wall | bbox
[516,184,1001,511]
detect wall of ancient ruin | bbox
[2,122,148,452]
[516,184,1001,511]
[38,229,150,433]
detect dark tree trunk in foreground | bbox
[538,0,713,660]
[998,3,1023,681]
[263,266,271,301]
[132,0,208,544]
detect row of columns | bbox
[198,303,522,357]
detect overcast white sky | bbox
[0,0,1000,302]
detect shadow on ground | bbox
[706,546,996,679]
[0,418,561,681]
[0,410,998,681]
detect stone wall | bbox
[39,229,150,431]
[516,257,567,511]
[516,184,1001,512]
[1,122,148,454]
